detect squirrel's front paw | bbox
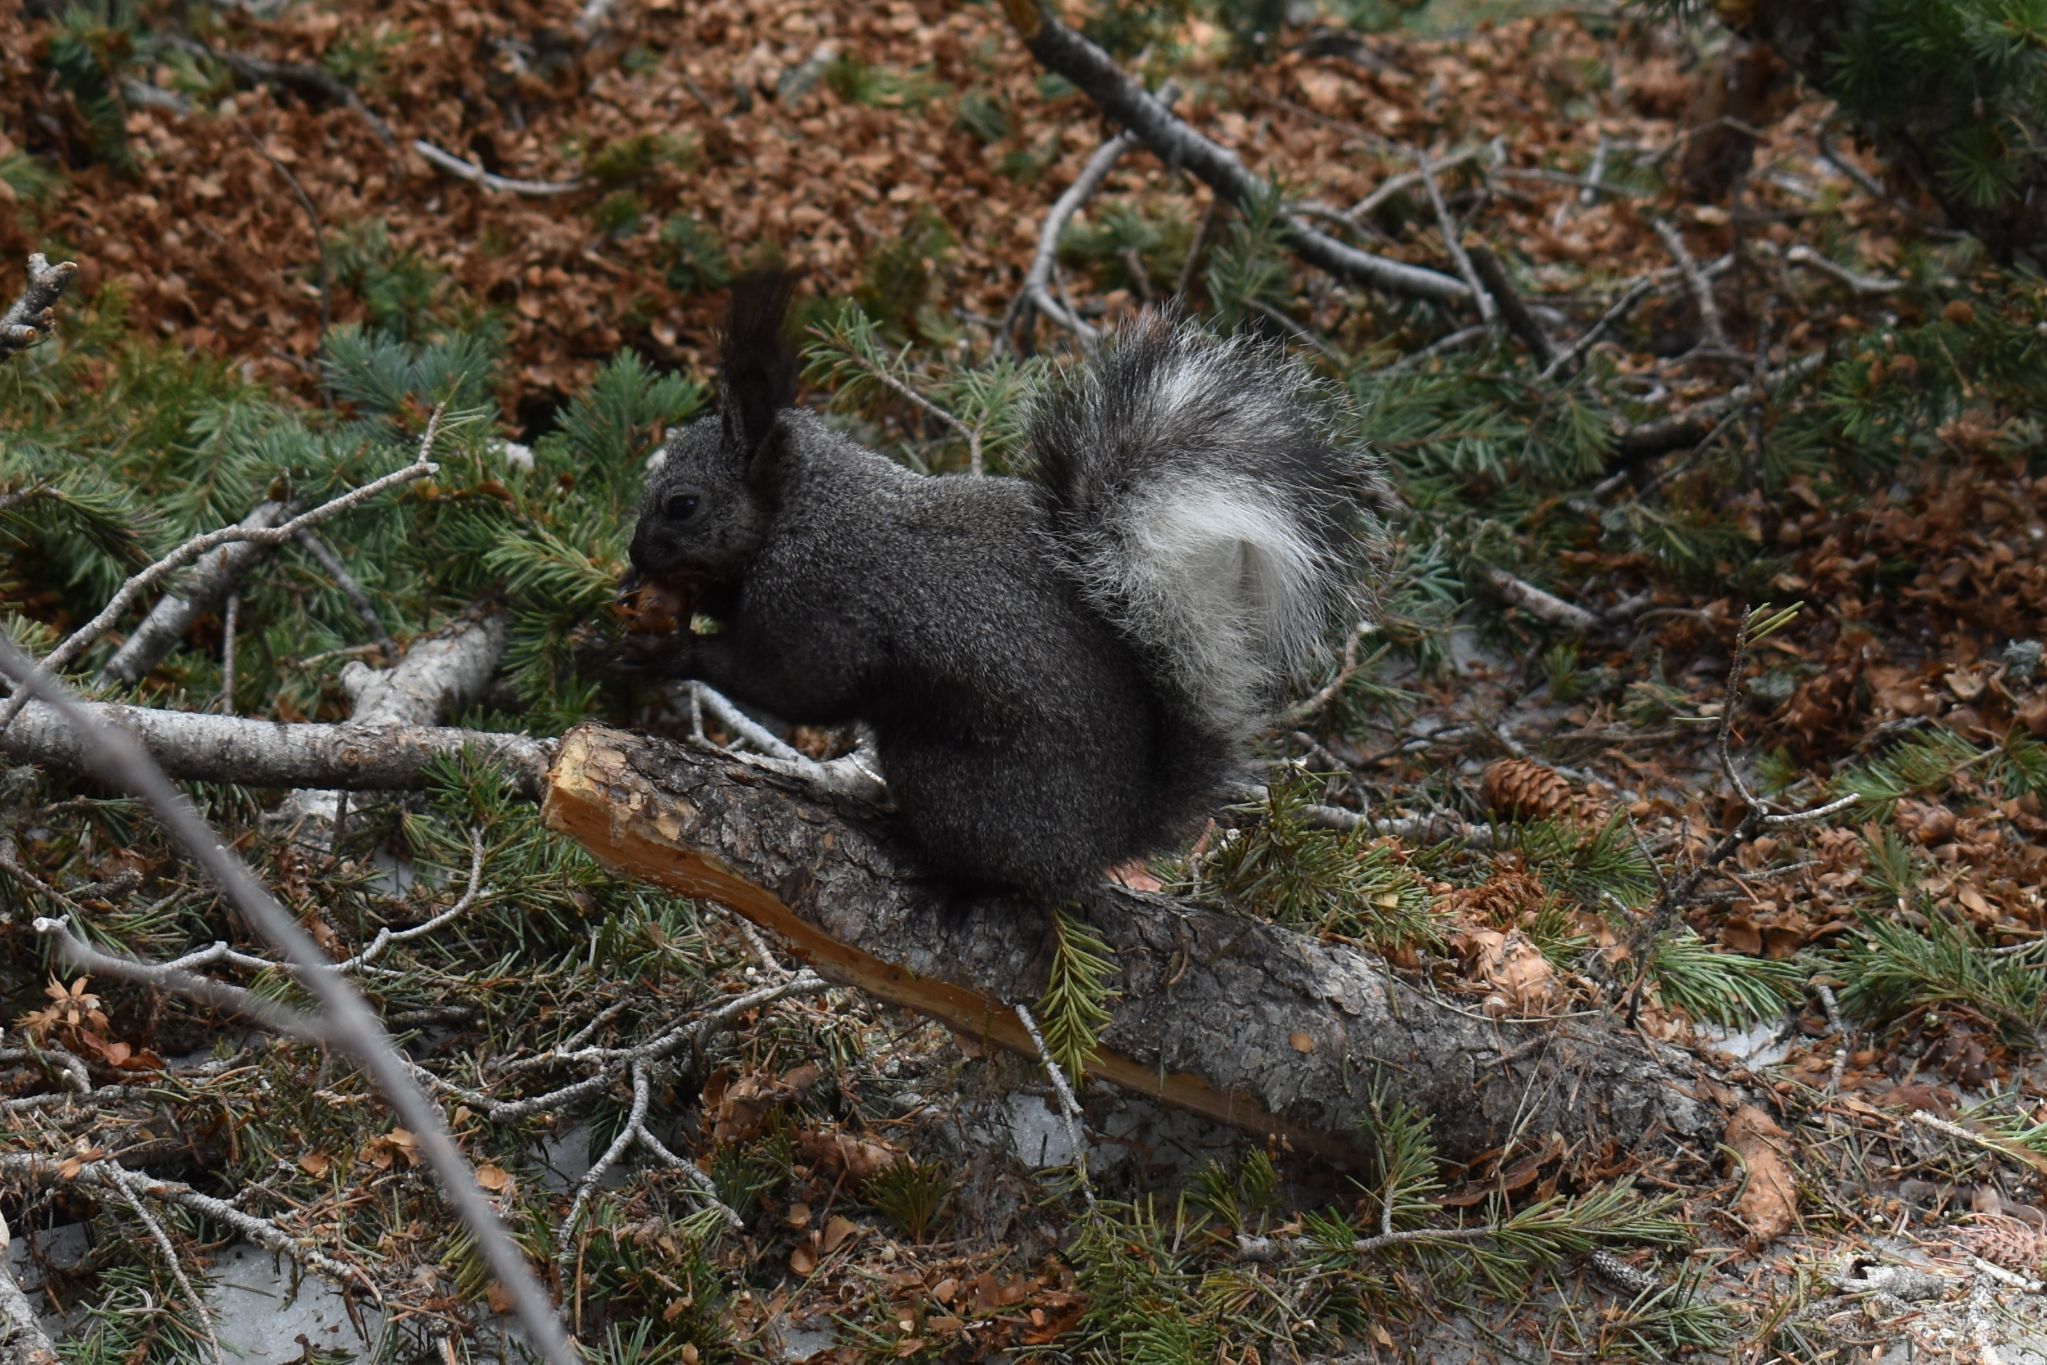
[614,631,685,678]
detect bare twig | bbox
[110,1174,228,1365]
[1652,219,1728,349]
[1466,244,1556,369]
[413,139,583,196]
[1352,144,1486,219]
[2,1152,378,1300]
[96,501,295,689]
[1785,243,1903,296]
[218,592,240,716]
[555,1060,743,1279]
[1417,151,1495,330]
[692,683,809,762]
[1014,1003,1097,1212]
[0,636,574,1365]
[1023,129,1138,344]
[1538,276,1655,382]
[1476,567,1602,633]
[0,254,80,362]
[333,827,487,973]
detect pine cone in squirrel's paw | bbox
[616,573,693,638]
[1480,758,1610,826]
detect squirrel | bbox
[622,273,1385,896]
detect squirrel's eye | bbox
[665,493,699,520]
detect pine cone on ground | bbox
[1480,758,1610,826]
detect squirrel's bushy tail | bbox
[1028,310,1384,741]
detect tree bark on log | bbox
[541,723,1727,1167]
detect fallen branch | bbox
[541,723,1723,1166]
[0,1223,59,1365]
[0,254,80,363]
[1476,566,1603,633]
[413,140,583,197]
[998,0,1471,309]
[3,412,445,729]
[1466,244,1556,369]
[1022,129,1138,343]
[1609,351,1827,471]
[1652,220,1728,350]
[0,700,551,796]
[0,638,574,1364]
[2,1152,376,1301]
[96,501,293,688]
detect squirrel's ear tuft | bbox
[719,270,799,467]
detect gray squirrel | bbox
[623,273,1384,895]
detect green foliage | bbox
[866,1157,958,1240]
[1831,908,2047,1042]
[659,214,732,294]
[584,132,697,188]
[1832,728,1985,818]
[46,3,138,176]
[1203,776,1442,950]
[326,219,484,344]
[1651,930,1807,1028]
[856,209,955,338]
[824,55,951,109]
[1501,814,1659,913]
[1036,909,1119,1086]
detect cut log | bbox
[542,723,1727,1166]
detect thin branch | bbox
[0,254,80,362]
[332,827,487,973]
[1538,276,1655,382]
[1014,1003,1097,1212]
[413,139,584,196]
[835,356,984,477]
[1784,243,1903,296]
[1475,566,1602,633]
[1609,351,1827,471]
[1417,150,1495,329]
[1466,244,1556,369]
[110,1174,228,1365]
[693,683,810,762]
[1652,219,1727,350]
[96,501,295,689]
[13,410,445,724]
[1,1152,379,1300]
[297,531,397,660]
[218,592,240,716]
[0,636,574,1365]
[1023,129,1138,344]
[1352,144,1486,219]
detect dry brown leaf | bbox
[1724,1105,1797,1247]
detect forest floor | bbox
[5,0,2047,1361]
